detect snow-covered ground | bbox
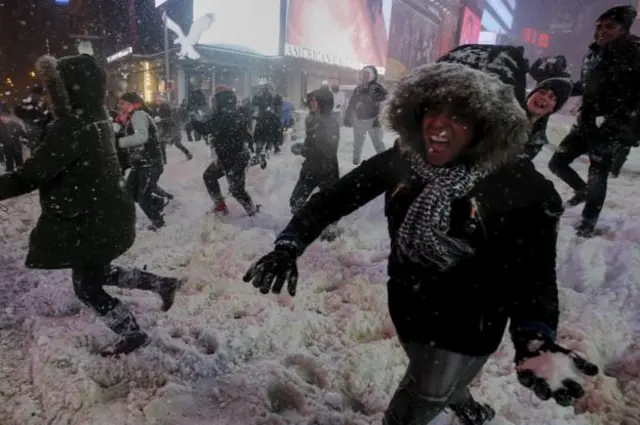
[0,122,638,425]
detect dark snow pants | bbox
[203,159,254,212]
[254,117,283,154]
[290,170,338,214]
[383,344,489,425]
[126,163,165,226]
[72,265,169,332]
[2,141,23,172]
[548,125,616,226]
[163,137,192,161]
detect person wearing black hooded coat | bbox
[549,5,640,237]
[252,84,283,154]
[289,87,340,213]
[0,54,180,357]
[244,50,599,424]
[192,85,258,216]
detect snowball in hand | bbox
[517,350,597,406]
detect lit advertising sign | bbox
[459,7,481,45]
[193,0,280,56]
[284,0,393,73]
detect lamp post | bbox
[155,0,171,105]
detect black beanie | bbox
[597,5,637,30]
[120,92,144,104]
[437,44,529,108]
[528,77,573,113]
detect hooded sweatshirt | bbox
[301,87,340,180]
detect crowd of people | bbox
[2,4,639,425]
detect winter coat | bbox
[0,54,135,269]
[573,34,640,144]
[14,100,50,148]
[156,115,182,144]
[344,66,388,126]
[522,115,550,160]
[0,116,26,152]
[300,88,339,182]
[192,90,251,171]
[119,108,163,167]
[276,63,561,357]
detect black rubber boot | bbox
[451,401,496,425]
[99,302,150,357]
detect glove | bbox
[290,142,305,156]
[513,329,599,406]
[243,241,299,296]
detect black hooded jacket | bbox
[192,90,251,170]
[529,56,571,82]
[345,66,388,125]
[574,33,640,139]
[300,88,340,181]
[0,54,135,269]
[274,63,561,356]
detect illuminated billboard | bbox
[459,7,482,45]
[193,0,281,56]
[284,0,393,72]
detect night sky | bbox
[0,0,190,103]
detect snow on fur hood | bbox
[387,62,529,168]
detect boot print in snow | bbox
[99,302,150,357]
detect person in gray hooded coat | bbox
[344,65,388,165]
[244,58,599,424]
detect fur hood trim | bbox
[387,62,529,168]
[35,55,70,118]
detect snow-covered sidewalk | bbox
[0,128,638,425]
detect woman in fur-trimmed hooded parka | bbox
[243,60,599,424]
[0,54,180,357]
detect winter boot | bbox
[211,199,229,216]
[451,401,495,425]
[107,266,181,312]
[147,217,166,231]
[99,302,150,357]
[575,220,596,238]
[320,223,340,242]
[564,190,587,208]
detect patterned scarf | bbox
[396,150,492,270]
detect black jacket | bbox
[277,147,561,356]
[274,62,560,356]
[300,88,339,181]
[573,34,640,142]
[0,54,135,269]
[192,90,251,170]
[345,66,388,125]
[522,115,550,160]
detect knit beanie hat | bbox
[597,5,637,30]
[528,77,573,113]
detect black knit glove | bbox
[243,240,299,296]
[513,329,599,406]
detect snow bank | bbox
[0,128,638,425]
